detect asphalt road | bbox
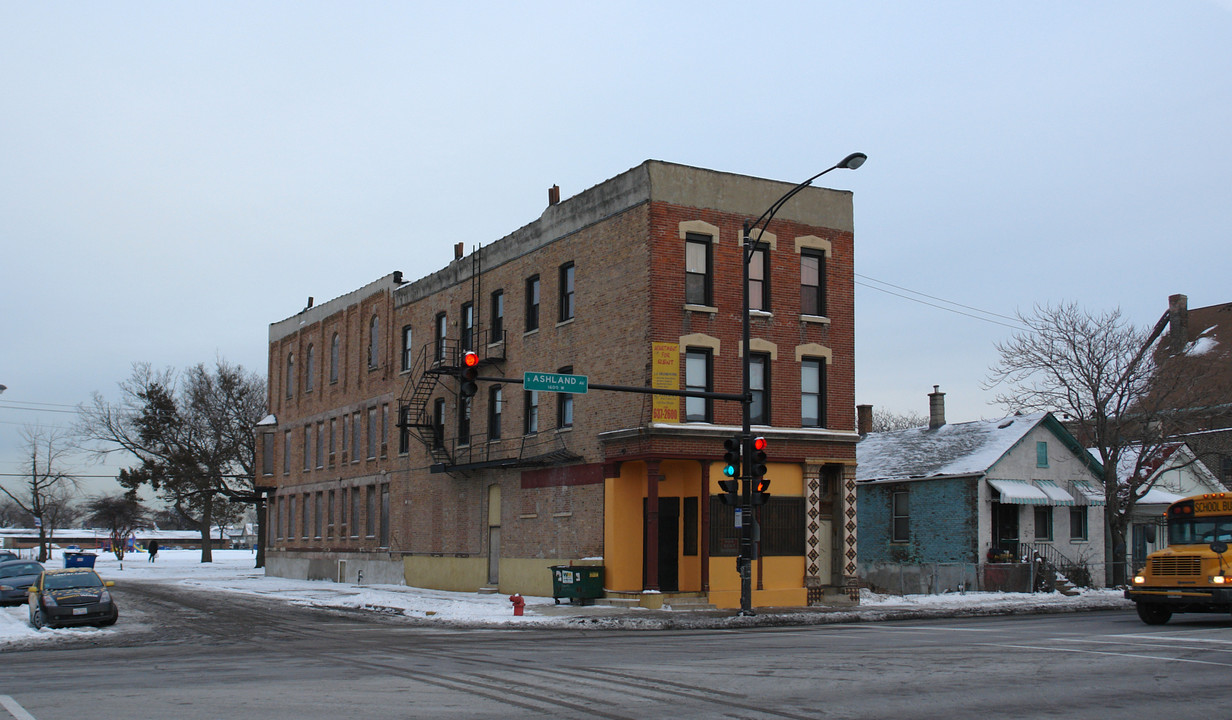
[3,580,1232,719]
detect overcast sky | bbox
[3,2,1230,498]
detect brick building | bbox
[256,160,860,608]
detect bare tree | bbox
[85,492,151,563]
[77,359,266,564]
[0,497,33,527]
[0,425,82,561]
[870,408,928,433]
[985,302,1204,585]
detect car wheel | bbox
[30,605,44,630]
[1136,602,1172,625]
[98,606,118,627]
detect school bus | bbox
[1126,492,1232,625]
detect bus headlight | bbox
[1133,575,1146,584]
[1212,576,1227,584]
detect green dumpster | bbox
[551,565,604,605]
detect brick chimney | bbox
[548,185,561,206]
[857,404,873,435]
[928,385,946,429]
[1168,293,1189,352]
[454,242,464,260]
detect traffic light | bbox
[722,437,741,478]
[460,351,479,398]
[719,436,741,506]
[749,437,771,506]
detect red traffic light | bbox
[752,436,767,451]
[463,351,480,367]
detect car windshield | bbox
[1168,517,1232,546]
[0,563,41,578]
[45,572,104,590]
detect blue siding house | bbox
[856,403,1106,590]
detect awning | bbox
[1034,479,1076,506]
[987,478,1050,505]
[1071,480,1107,506]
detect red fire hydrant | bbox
[509,593,525,617]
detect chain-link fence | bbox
[859,560,1117,596]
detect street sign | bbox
[523,371,589,394]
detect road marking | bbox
[1109,633,1232,645]
[0,695,36,720]
[984,642,1232,667]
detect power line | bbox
[856,276,1026,331]
[0,402,79,415]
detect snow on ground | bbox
[1,548,1132,647]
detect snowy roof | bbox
[857,412,1049,482]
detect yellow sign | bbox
[652,342,680,423]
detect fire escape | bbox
[396,247,581,475]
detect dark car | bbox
[0,560,43,604]
[0,551,18,563]
[27,568,119,629]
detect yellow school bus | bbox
[1126,492,1232,625]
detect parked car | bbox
[0,551,18,563]
[27,568,118,629]
[0,560,43,604]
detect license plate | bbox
[73,607,87,615]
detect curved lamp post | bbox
[736,153,866,615]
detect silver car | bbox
[0,560,44,605]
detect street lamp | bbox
[736,153,866,615]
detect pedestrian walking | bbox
[148,539,159,563]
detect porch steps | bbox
[597,591,717,611]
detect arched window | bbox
[329,333,339,383]
[285,353,295,399]
[305,344,315,392]
[368,315,380,369]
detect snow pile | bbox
[1,549,1132,647]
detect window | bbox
[287,496,296,543]
[559,262,575,322]
[710,497,805,556]
[1037,441,1049,467]
[366,485,376,538]
[274,496,282,540]
[329,333,339,383]
[685,349,712,422]
[262,433,274,476]
[801,250,826,316]
[801,358,826,427]
[367,406,377,459]
[524,390,539,435]
[305,344,315,392]
[435,312,447,363]
[351,410,361,463]
[351,487,361,538]
[314,491,323,540]
[339,487,348,538]
[380,484,390,547]
[302,494,310,539]
[461,302,474,351]
[685,235,712,306]
[749,353,770,425]
[1070,506,1089,541]
[749,246,768,311]
[458,396,472,446]
[401,325,414,371]
[283,430,291,474]
[892,489,909,543]
[303,426,312,472]
[341,414,349,463]
[490,290,504,338]
[381,404,389,457]
[398,406,410,454]
[557,366,573,429]
[285,353,294,399]
[327,490,335,539]
[1035,506,1054,541]
[315,421,324,469]
[489,386,503,440]
[432,398,445,449]
[525,275,540,331]
[328,418,337,466]
[368,315,380,369]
